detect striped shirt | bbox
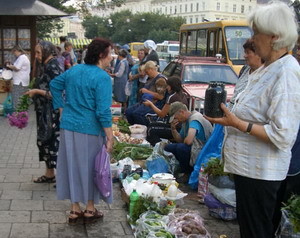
[223,55,300,181]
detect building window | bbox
[191,3,193,12]
[233,4,236,13]
[249,6,252,12]
[0,19,32,68]
[180,5,182,13]
[225,3,228,12]
[170,6,172,14]
[190,18,193,23]
[185,4,187,12]
[202,2,205,11]
[196,17,198,22]
[165,6,167,13]
[241,5,244,13]
[175,6,177,14]
[196,3,199,11]
[216,2,220,11]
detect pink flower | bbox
[7,111,29,129]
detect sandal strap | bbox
[84,209,98,215]
[70,211,82,216]
[34,175,56,183]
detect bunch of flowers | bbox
[7,95,31,129]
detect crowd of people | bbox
[4,1,300,235]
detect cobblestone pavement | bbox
[0,106,240,238]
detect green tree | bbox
[82,11,185,44]
[82,16,111,39]
[37,0,76,38]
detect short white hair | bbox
[248,1,298,51]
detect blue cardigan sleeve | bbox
[50,71,66,110]
[95,72,112,128]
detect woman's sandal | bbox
[68,211,84,225]
[83,209,104,224]
[33,175,56,183]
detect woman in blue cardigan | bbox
[50,38,113,225]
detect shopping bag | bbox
[94,145,113,203]
[37,101,53,142]
[3,93,13,117]
[275,210,300,238]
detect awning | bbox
[43,38,92,49]
[0,0,68,20]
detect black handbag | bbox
[37,100,53,143]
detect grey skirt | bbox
[56,129,111,204]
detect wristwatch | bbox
[246,123,253,134]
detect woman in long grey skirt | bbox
[50,38,114,224]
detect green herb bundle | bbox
[16,95,31,112]
[112,142,153,160]
[130,196,175,224]
[117,119,131,134]
[203,157,231,177]
[282,194,300,233]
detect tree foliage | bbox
[82,10,185,44]
[37,0,76,38]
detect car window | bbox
[183,65,237,84]
[159,59,168,72]
[163,62,182,78]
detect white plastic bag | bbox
[125,80,132,96]
[129,124,147,139]
[208,183,236,207]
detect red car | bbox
[162,56,238,111]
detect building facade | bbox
[52,16,86,39]
[106,0,257,23]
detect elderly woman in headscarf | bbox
[141,40,160,66]
[25,41,63,183]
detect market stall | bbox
[111,119,213,238]
[0,0,67,104]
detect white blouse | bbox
[223,55,300,181]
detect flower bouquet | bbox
[7,95,31,129]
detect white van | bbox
[157,41,179,61]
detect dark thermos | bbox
[204,82,227,118]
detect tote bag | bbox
[37,100,53,142]
[3,93,13,117]
[94,145,113,203]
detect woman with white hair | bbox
[141,40,159,66]
[205,2,300,237]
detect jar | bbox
[204,82,227,118]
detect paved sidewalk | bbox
[0,106,239,238]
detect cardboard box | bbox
[133,160,146,169]
[121,188,130,205]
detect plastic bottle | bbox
[167,181,178,198]
[129,189,139,218]
[204,82,227,118]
